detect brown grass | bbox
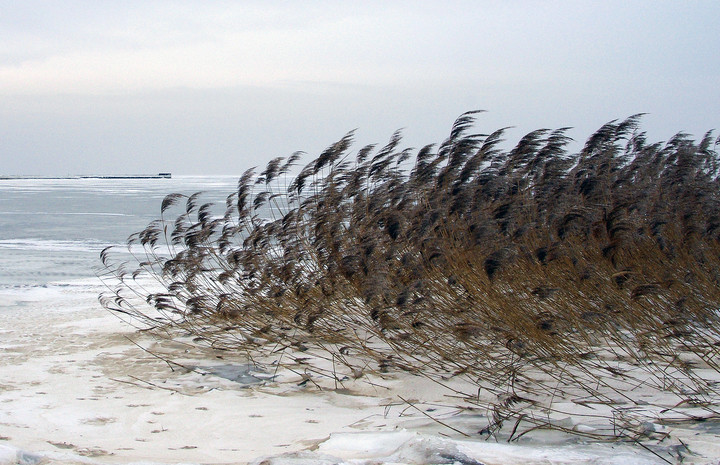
[99,112,720,447]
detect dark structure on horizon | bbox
[0,173,172,180]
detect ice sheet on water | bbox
[0,430,689,465]
[316,431,483,465]
[0,238,118,252]
[252,431,662,465]
[195,363,272,385]
[0,445,45,465]
[0,175,241,197]
[0,279,104,313]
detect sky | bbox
[1,1,719,176]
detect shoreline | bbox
[0,174,172,180]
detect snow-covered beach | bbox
[1,279,425,464]
[2,279,711,465]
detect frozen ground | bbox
[1,281,719,465]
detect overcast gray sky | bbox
[1,1,719,176]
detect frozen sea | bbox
[0,176,239,290]
[0,176,717,464]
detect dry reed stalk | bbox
[99,112,720,448]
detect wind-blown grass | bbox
[99,112,720,444]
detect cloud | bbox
[0,2,533,94]
[1,1,719,175]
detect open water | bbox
[0,176,240,292]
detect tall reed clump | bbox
[99,112,720,443]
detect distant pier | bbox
[0,173,172,180]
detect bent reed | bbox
[99,112,720,444]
